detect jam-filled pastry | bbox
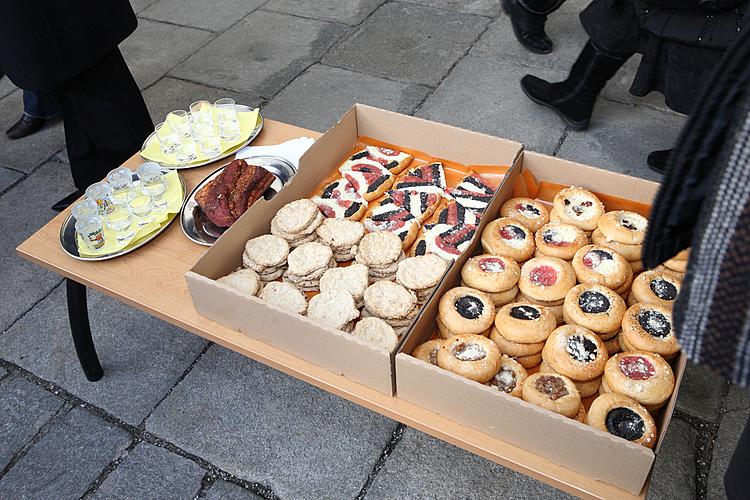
[412,339,444,366]
[489,325,545,357]
[539,360,601,398]
[621,304,680,358]
[481,217,535,262]
[438,286,496,337]
[320,177,363,202]
[340,162,393,201]
[393,162,446,194]
[563,284,626,335]
[603,351,675,411]
[494,303,556,344]
[598,211,648,245]
[522,372,581,418]
[437,201,481,227]
[312,196,367,221]
[518,256,577,303]
[572,245,632,291]
[364,200,419,249]
[384,189,441,223]
[461,254,520,294]
[485,355,528,398]
[422,223,477,262]
[631,270,682,309]
[340,146,412,175]
[535,222,589,261]
[445,172,496,214]
[500,197,550,232]
[552,187,605,231]
[586,393,657,448]
[591,228,642,261]
[437,334,502,383]
[542,324,608,382]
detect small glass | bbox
[189,100,214,126]
[190,118,221,157]
[175,136,197,164]
[137,163,168,211]
[103,205,135,243]
[71,199,100,220]
[75,215,106,250]
[128,194,153,226]
[166,110,191,138]
[106,167,136,205]
[84,182,115,215]
[214,98,241,140]
[154,122,180,155]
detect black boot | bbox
[520,41,631,130]
[52,190,83,212]
[647,149,672,174]
[6,114,47,140]
[502,0,554,54]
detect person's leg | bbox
[724,413,750,499]
[6,89,63,139]
[503,0,566,54]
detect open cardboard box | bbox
[185,104,522,395]
[395,150,687,495]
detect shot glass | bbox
[154,122,180,155]
[106,167,136,205]
[128,194,153,226]
[84,181,115,215]
[189,100,214,126]
[75,215,106,250]
[214,98,241,140]
[103,205,135,243]
[190,118,222,157]
[137,163,168,211]
[166,110,191,138]
[175,135,197,164]
[71,199,100,220]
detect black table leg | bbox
[66,278,103,381]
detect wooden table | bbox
[16,119,647,499]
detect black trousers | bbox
[55,49,153,191]
[519,0,566,14]
[725,413,750,499]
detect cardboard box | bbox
[186,104,522,395]
[395,150,687,495]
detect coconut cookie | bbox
[500,197,550,232]
[522,372,581,418]
[552,187,605,232]
[216,268,261,298]
[438,287,496,338]
[518,256,576,303]
[319,263,369,309]
[437,334,502,383]
[621,304,680,358]
[396,254,449,304]
[258,281,307,315]
[355,231,406,282]
[413,339,444,366]
[494,303,556,344]
[603,352,675,411]
[542,325,608,382]
[535,222,589,261]
[283,241,335,292]
[307,290,360,332]
[598,211,648,245]
[363,281,418,336]
[315,218,365,263]
[242,234,290,282]
[270,199,324,247]
[351,317,400,351]
[631,270,681,309]
[572,245,632,290]
[563,284,626,335]
[586,393,657,448]
[481,217,535,262]
[539,360,602,398]
[485,355,529,398]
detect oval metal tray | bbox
[139,106,264,170]
[181,155,296,246]
[60,169,186,261]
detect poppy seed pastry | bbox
[535,222,590,261]
[485,355,529,398]
[542,324,608,381]
[518,256,577,302]
[621,304,680,358]
[437,334,502,383]
[552,187,605,231]
[413,339,444,366]
[631,270,682,309]
[598,211,649,245]
[572,245,632,290]
[481,217,535,262]
[603,351,675,411]
[438,287,496,337]
[493,303,556,343]
[522,372,581,418]
[460,254,520,293]
[500,197,550,232]
[586,393,657,448]
[563,284,626,334]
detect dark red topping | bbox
[478,257,505,273]
[619,356,656,380]
[500,225,526,240]
[455,295,484,319]
[529,265,558,286]
[434,225,476,256]
[606,408,645,441]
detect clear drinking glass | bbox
[175,136,197,164]
[106,167,136,205]
[166,110,191,138]
[137,163,168,211]
[71,199,100,220]
[128,194,153,226]
[189,100,213,126]
[75,215,106,250]
[154,122,180,155]
[190,117,222,157]
[84,182,115,215]
[103,205,135,242]
[214,98,241,140]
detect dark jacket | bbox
[0,0,137,90]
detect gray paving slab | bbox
[0,160,74,331]
[205,480,265,500]
[146,346,398,499]
[675,361,727,423]
[416,56,567,154]
[141,0,265,32]
[263,64,430,132]
[91,442,204,499]
[0,167,22,193]
[646,418,697,500]
[367,427,572,499]
[556,99,686,181]
[263,0,387,25]
[323,2,489,87]
[0,286,209,426]
[400,0,501,16]
[723,384,749,413]
[130,0,159,13]
[0,407,131,500]
[120,19,214,90]
[0,377,65,470]
[0,76,16,100]
[0,91,65,173]
[171,10,347,97]
[0,367,7,379]
[707,409,749,499]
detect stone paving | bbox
[0,0,746,498]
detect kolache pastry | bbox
[535,222,589,261]
[258,281,307,315]
[270,199,324,248]
[216,268,262,298]
[437,334,501,383]
[522,372,581,418]
[515,291,565,324]
[363,281,418,336]
[518,256,576,303]
[662,249,689,275]
[586,393,657,448]
[602,351,675,411]
[485,355,529,398]
[563,284,626,335]
[481,217,535,262]
[460,255,520,307]
[500,197,550,232]
[597,211,648,245]
[620,304,680,359]
[539,360,601,398]
[415,222,477,262]
[438,287,496,338]
[542,325,608,383]
[345,146,413,176]
[339,160,394,201]
[307,289,360,332]
[283,241,335,292]
[354,231,405,282]
[630,270,681,309]
[315,218,365,262]
[396,254,449,304]
[489,325,545,360]
[494,303,556,343]
[319,263,369,309]
[413,339,444,366]
[572,245,632,292]
[591,228,642,262]
[350,317,399,351]
[242,234,290,282]
[551,187,605,232]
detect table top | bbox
[16,119,646,500]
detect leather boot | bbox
[647,149,672,174]
[52,190,83,212]
[6,114,47,140]
[502,0,554,54]
[520,41,631,130]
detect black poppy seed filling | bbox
[578,291,611,314]
[620,218,638,231]
[464,175,493,194]
[322,182,338,199]
[650,279,678,301]
[385,161,399,170]
[564,198,571,205]
[343,202,361,218]
[567,334,598,362]
[605,408,645,441]
[589,249,614,261]
[350,151,369,160]
[637,310,672,338]
[419,192,429,211]
[455,295,485,320]
[366,175,389,193]
[415,240,427,256]
[510,305,540,320]
[523,203,541,216]
[542,229,556,244]
[506,225,527,239]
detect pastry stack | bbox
[572,244,634,299]
[283,241,335,292]
[592,210,648,274]
[362,281,418,336]
[550,187,605,237]
[490,303,556,369]
[563,283,626,356]
[307,289,360,332]
[628,270,682,309]
[354,231,405,282]
[460,254,520,307]
[216,268,262,298]
[601,351,675,412]
[541,325,608,400]
[517,256,577,324]
[315,218,365,263]
[657,248,689,281]
[319,263,369,309]
[270,199,323,248]
[436,287,496,339]
[242,234,290,282]
[396,254,449,304]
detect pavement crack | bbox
[80,438,141,499]
[0,278,64,337]
[355,423,406,499]
[674,410,719,499]
[552,128,569,156]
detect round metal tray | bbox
[139,106,264,170]
[181,155,297,246]
[59,169,186,261]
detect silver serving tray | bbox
[139,106,264,170]
[60,169,186,261]
[181,155,297,246]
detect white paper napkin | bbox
[235,136,315,169]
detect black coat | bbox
[0,0,137,90]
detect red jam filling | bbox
[499,225,526,241]
[619,356,656,380]
[479,257,505,273]
[377,147,398,156]
[529,265,558,286]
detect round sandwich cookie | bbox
[621,304,680,358]
[518,256,576,302]
[485,355,528,398]
[552,187,605,231]
[460,254,520,293]
[396,254,449,293]
[438,287,496,337]
[319,263,369,308]
[500,197,550,232]
[413,339,444,366]
[522,372,581,418]
[307,289,360,332]
[242,234,290,273]
[563,284,626,334]
[489,325,546,357]
[586,393,657,448]
[258,281,307,315]
[604,352,675,411]
[572,245,632,290]
[437,334,502,383]
[539,360,602,398]
[216,268,262,298]
[598,211,648,245]
[354,231,403,268]
[591,228,642,262]
[494,303,556,343]
[364,281,417,320]
[351,317,399,351]
[534,222,590,261]
[631,271,681,309]
[481,217,535,262]
[542,324,608,381]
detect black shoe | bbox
[52,190,83,212]
[6,114,47,140]
[647,149,672,174]
[502,0,553,54]
[520,41,631,131]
